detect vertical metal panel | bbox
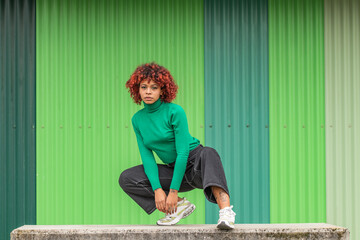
[36,0,204,224]
[325,0,360,239]
[0,0,36,239]
[269,0,326,223]
[204,0,269,223]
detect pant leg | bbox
[119,163,195,215]
[186,146,230,204]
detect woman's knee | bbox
[203,147,221,162]
[119,169,134,189]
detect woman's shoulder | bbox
[165,102,187,119]
[131,108,146,122]
[165,102,185,112]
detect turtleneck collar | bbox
[143,98,163,113]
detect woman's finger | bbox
[173,204,177,214]
[168,204,172,214]
[167,203,174,214]
[161,201,166,212]
[166,204,172,214]
[165,203,170,214]
[159,202,164,212]
[168,205,171,214]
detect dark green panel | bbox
[0,0,36,239]
[204,0,269,224]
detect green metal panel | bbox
[269,0,326,223]
[204,0,269,224]
[325,0,360,239]
[0,0,36,239]
[36,0,204,224]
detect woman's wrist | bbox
[169,189,178,194]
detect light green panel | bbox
[269,0,326,223]
[325,0,360,239]
[36,0,204,224]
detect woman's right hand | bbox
[154,188,167,213]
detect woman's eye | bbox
[152,87,158,90]
[141,86,146,89]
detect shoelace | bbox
[162,214,174,220]
[219,206,236,218]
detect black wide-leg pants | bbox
[119,144,230,215]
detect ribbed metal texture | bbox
[36,0,204,224]
[204,0,269,224]
[269,0,326,223]
[325,0,360,239]
[0,0,36,239]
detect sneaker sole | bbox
[217,220,234,230]
[157,204,196,226]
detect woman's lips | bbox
[145,97,152,99]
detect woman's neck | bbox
[143,98,162,113]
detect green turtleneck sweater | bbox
[131,98,200,191]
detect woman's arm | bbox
[164,106,191,214]
[131,116,162,191]
[169,105,191,191]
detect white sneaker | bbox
[217,205,236,230]
[156,197,196,226]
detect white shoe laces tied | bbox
[219,205,236,218]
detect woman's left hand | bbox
[166,189,178,215]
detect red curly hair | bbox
[126,62,178,105]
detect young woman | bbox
[119,62,236,229]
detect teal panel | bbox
[269,0,326,223]
[204,0,269,223]
[325,0,360,239]
[36,0,205,224]
[0,0,36,239]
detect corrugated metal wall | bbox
[2,0,358,234]
[325,0,360,239]
[269,0,326,223]
[36,0,205,225]
[204,0,269,224]
[0,0,36,239]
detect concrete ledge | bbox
[11,223,349,240]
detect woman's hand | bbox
[154,188,167,213]
[166,189,178,215]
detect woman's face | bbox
[139,79,162,104]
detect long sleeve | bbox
[131,117,162,191]
[169,106,191,191]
